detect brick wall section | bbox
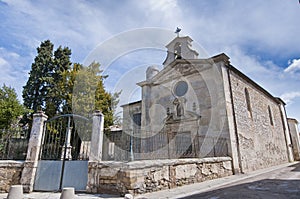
[87,157,233,195]
[0,161,24,192]
[230,71,289,172]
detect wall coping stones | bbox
[0,160,24,168]
[92,157,232,170]
[0,160,24,193]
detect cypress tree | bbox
[22,40,54,113]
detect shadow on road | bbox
[179,163,300,199]
[179,179,300,199]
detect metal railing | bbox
[40,114,92,161]
[0,128,30,160]
[102,130,229,161]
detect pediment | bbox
[138,59,213,87]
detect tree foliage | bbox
[0,85,27,129]
[22,40,54,113]
[22,40,119,128]
[72,62,120,128]
[23,40,73,118]
[46,46,72,117]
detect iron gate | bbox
[34,114,92,191]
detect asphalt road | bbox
[180,162,300,199]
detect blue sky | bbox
[1,0,300,121]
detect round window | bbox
[174,81,188,97]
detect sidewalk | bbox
[0,162,298,199]
[0,192,123,199]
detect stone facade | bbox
[121,101,142,136]
[222,63,294,172]
[122,41,232,160]
[288,118,300,160]
[87,157,232,195]
[228,69,291,172]
[121,35,294,174]
[0,161,23,193]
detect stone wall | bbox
[87,157,232,195]
[230,71,289,172]
[288,118,300,160]
[0,161,24,192]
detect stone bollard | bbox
[60,187,75,199]
[124,193,133,199]
[7,185,24,199]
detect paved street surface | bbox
[0,162,299,199]
[138,162,300,199]
[178,162,300,199]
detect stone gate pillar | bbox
[89,111,104,161]
[21,111,48,192]
[87,110,104,193]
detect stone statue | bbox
[173,98,186,118]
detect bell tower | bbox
[162,36,199,67]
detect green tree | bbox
[0,85,26,129]
[22,40,54,113]
[61,62,82,114]
[72,62,119,128]
[23,40,120,128]
[46,46,72,117]
[111,91,122,125]
[22,41,72,119]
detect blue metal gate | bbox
[34,114,91,191]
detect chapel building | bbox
[121,35,300,173]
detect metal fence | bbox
[40,114,92,161]
[102,131,229,161]
[0,128,30,160]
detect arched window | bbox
[174,42,182,59]
[133,113,141,127]
[245,88,252,118]
[268,105,274,126]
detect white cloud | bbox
[218,45,300,120]
[221,46,285,94]
[0,57,8,67]
[136,0,183,29]
[0,56,17,86]
[182,0,300,58]
[2,0,112,62]
[148,0,178,12]
[281,92,300,105]
[284,59,300,73]
[0,48,28,101]
[1,0,300,121]
[224,46,269,74]
[147,0,180,19]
